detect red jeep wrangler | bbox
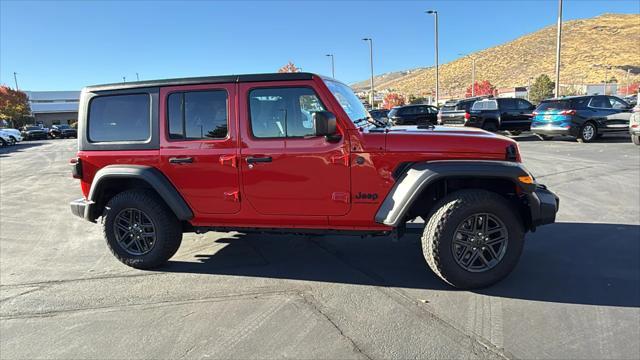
[70,73,558,289]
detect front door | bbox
[159,84,240,215]
[238,83,350,216]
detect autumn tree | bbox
[0,85,31,127]
[621,82,639,96]
[278,61,301,73]
[383,93,406,109]
[529,74,555,103]
[465,80,496,97]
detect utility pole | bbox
[625,69,631,96]
[528,77,533,101]
[362,38,374,107]
[13,72,19,91]
[554,0,563,98]
[603,66,609,95]
[325,54,335,78]
[458,53,477,97]
[427,10,439,106]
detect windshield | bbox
[323,79,370,126]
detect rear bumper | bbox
[70,198,94,222]
[527,185,559,229]
[531,125,574,137]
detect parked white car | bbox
[0,128,23,144]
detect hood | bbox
[367,125,519,157]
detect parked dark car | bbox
[388,104,438,126]
[437,97,488,127]
[369,109,389,124]
[21,126,48,140]
[49,124,77,139]
[466,98,535,133]
[531,95,632,142]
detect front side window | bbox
[167,90,228,140]
[608,96,629,110]
[89,94,150,142]
[249,87,325,138]
[589,96,611,109]
[517,99,533,110]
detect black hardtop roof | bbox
[84,72,320,92]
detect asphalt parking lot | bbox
[1,135,639,359]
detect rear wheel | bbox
[9,137,16,145]
[482,121,499,132]
[103,189,182,269]
[421,189,524,289]
[0,139,6,147]
[577,122,597,143]
[632,134,640,145]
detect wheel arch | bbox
[87,165,193,222]
[375,161,535,229]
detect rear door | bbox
[497,99,519,130]
[159,84,240,214]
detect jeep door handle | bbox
[169,157,193,164]
[246,156,272,164]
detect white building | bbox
[24,91,80,127]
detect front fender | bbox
[375,161,536,227]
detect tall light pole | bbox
[625,69,631,95]
[528,77,534,101]
[13,72,19,91]
[554,0,563,98]
[325,54,335,78]
[603,65,610,95]
[362,38,374,107]
[426,10,439,106]
[458,53,477,97]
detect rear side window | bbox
[471,100,498,110]
[88,94,150,142]
[167,90,228,140]
[571,98,590,109]
[517,99,533,110]
[499,98,517,110]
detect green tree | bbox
[529,75,555,103]
[0,85,31,127]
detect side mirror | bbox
[313,111,337,137]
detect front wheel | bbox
[632,134,640,145]
[103,190,182,269]
[421,190,524,289]
[9,137,16,146]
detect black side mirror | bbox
[313,111,337,137]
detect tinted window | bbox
[471,100,498,110]
[517,99,533,110]
[167,90,228,140]
[400,107,417,115]
[589,96,611,108]
[499,98,518,110]
[536,100,572,111]
[89,94,150,142]
[571,98,590,109]
[608,96,629,110]
[249,87,325,138]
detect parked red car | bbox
[70,73,558,289]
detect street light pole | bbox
[554,0,563,98]
[362,38,374,107]
[325,54,335,78]
[528,77,533,101]
[13,72,19,91]
[458,53,477,97]
[603,66,609,95]
[426,10,439,106]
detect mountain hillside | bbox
[352,13,640,97]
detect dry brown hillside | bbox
[352,13,640,97]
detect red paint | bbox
[77,75,520,231]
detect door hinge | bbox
[332,192,350,203]
[331,153,350,166]
[219,154,237,168]
[224,191,240,202]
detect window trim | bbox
[87,92,152,144]
[165,88,230,142]
[247,85,327,140]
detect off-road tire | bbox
[632,134,640,145]
[577,122,597,143]
[421,189,525,289]
[103,189,182,269]
[482,121,499,132]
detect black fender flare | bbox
[87,165,193,221]
[374,160,535,227]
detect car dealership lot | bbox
[1,137,638,359]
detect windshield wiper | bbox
[354,116,386,128]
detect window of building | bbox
[167,90,228,140]
[88,94,150,142]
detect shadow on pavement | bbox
[163,222,640,307]
[514,133,632,143]
[0,142,46,157]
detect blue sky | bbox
[1,0,638,90]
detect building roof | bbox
[84,72,318,92]
[25,91,80,102]
[30,102,79,114]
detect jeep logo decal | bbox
[355,192,379,201]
